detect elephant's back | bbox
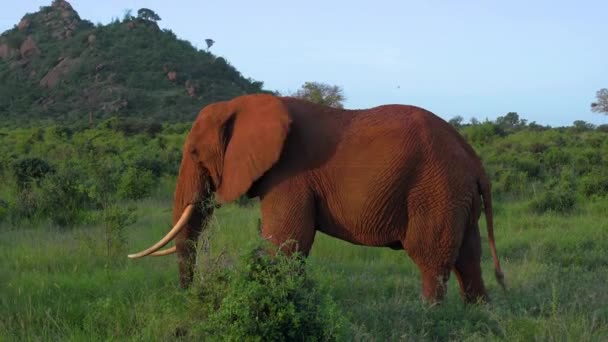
[334,105,481,228]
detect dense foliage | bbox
[459,113,608,213]
[185,244,344,340]
[1,113,606,228]
[0,1,266,127]
[0,119,187,225]
[291,81,346,108]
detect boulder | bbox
[0,43,17,59]
[52,0,74,10]
[39,57,80,88]
[20,36,40,58]
[18,18,31,31]
[185,80,197,97]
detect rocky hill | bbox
[0,0,266,126]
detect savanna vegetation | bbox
[1,1,608,341]
[1,111,607,340]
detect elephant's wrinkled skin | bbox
[131,94,505,303]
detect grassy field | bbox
[1,197,607,341]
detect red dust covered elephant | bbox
[129,94,505,303]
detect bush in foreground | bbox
[188,243,345,341]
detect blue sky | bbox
[2,0,607,126]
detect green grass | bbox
[1,198,607,341]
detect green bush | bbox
[542,148,570,171]
[12,188,40,221]
[496,169,528,196]
[190,246,345,341]
[0,199,8,222]
[12,157,54,190]
[463,122,502,146]
[530,187,577,214]
[580,171,608,198]
[117,167,155,200]
[102,204,137,264]
[37,166,93,226]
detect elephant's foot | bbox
[420,269,450,304]
[453,266,489,304]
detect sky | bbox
[1,0,607,126]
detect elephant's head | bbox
[127,94,291,286]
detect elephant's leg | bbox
[453,223,489,303]
[259,182,316,256]
[419,268,451,303]
[403,216,462,304]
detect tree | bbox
[122,9,134,21]
[495,112,527,134]
[137,8,161,23]
[591,88,608,114]
[291,82,345,108]
[572,120,595,132]
[205,38,215,51]
[448,115,464,128]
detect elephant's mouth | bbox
[127,204,195,258]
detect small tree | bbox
[292,82,345,108]
[572,120,595,132]
[103,204,137,264]
[122,9,134,21]
[495,112,527,134]
[448,115,464,128]
[591,88,608,114]
[137,8,161,23]
[205,38,215,51]
[13,157,54,191]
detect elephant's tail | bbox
[479,176,506,291]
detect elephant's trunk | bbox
[128,151,216,288]
[173,165,215,287]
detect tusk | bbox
[150,246,176,256]
[127,204,194,259]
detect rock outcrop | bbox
[18,18,31,31]
[185,80,197,97]
[0,43,17,59]
[39,57,80,88]
[20,36,40,58]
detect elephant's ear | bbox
[216,94,291,203]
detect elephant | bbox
[129,93,505,303]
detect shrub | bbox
[530,187,577,214]
[513,157,542,180]
[495,169,528,196]
[133,156,164,177]
[0,199,8,222]
[12,188,40,221]
[117,167,155,200]
[542,148,570,171]
[580,171,608,198]
[36,166,93,226]
[102,204,137,264]
[463,122,502,146]
[12,157,54,190]
[190,245,345,341]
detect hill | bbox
[0,0,266,126]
